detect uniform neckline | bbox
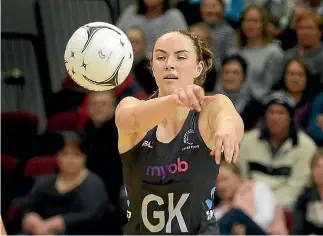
[153,110,194,145]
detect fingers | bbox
[185,86,201,112]
[223,136,233,164]
[211,134,239,164]
[203,96,216,104]
[233,142,239,163]
[211,135,223,165]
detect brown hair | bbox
[220,160,242,177]
[237,4,272,48]
[149,29,214,98]
[189,22,214,49]
[295,10,322,30]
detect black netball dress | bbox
[121,110,220,235]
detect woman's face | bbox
[242,8,263,39]
[127,28,146,60]
[57,145,85,175]
[152,32,203,96]
[217,165,241,201]
[201,0,224,24]
[312,155,323,187]
[285,60,307,94]
[221,61,245,91]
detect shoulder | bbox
[116,96,141,113]
[86,172,105,186]
[164,8,185,18]
[266,43,284,56]
[34,174,56,186]
[241,129,261,144]
[284,46,298,58]
[297,131,317,150]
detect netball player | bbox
[115,30,244,234]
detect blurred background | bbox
[1,0,323,235]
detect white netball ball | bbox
[64,22,133,91]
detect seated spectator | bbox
[275,4,304,51]
[19,133,108,235]
[308,92,323,146]
[283,10,323,85]
[117,0,187,57]
[215,54,264,130]
[237,4,284,101]
[82,91,123,208]
[189,22,218,92]
[215,161,288,235]
[200,0,236,68]
[290,148,323,235]
[127,26,157,95]
[273,58,320,129]
[239,90,317,208]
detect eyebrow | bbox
[155,49,189,54]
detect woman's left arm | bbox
[205,94,244,164]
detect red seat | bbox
[1,111,39,134]
[1,155,18,177]
[284,210,293,229]
[24,155,57,177]
[4,204,20,224]
[47,112,80,133]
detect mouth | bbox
[164,75,178,80]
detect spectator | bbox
[82,91,123,209]
[283,10,323,85]
[237,4,284,101]
[275,4,304,51]
[127,26,157,95]
[290,149,323,235]
[20,133,108,235]
[117,0,187,57]
[215,54,264,130]
[200,0,236,68]
[189,22,218,92]
[308,92,323,146]
[273,58,320,129]
[215,161,288,235]
[239,90,317,208]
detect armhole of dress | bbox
[193,111,212,152]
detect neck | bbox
[301,42,320,55]
[246,37,265,48]
[160,106,190,134]
[145,5,163,19]
[270,132,288,148]
[59,168,87,181]
[290,92,303,104]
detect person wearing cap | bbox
[238,90,317,209]
[20,133,109,235]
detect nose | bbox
[165,57,175,70]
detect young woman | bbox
[115,30,244,234]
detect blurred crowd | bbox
[1,0,323,235]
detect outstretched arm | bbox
[115,85,210,134]
[205,94,244,164]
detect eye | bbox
[156,56,166,60]
[177,56,187,60]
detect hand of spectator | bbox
[22,212,44,233]
[232,223,246,235]
[316,114,323,129]
[44,215,65,233]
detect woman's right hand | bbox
[171,85,214,112]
